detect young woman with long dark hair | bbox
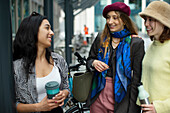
[13,12,69,113]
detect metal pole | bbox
[44,0,54,51]
[65,0,73,65]
[0,0,16,112]
[141,0,146,33]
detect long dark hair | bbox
[100,11,138,45]
[13,12,52,77]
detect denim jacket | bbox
[13,52,69,112]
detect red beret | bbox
[102,2,131,18]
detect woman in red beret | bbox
[86,2,145,113]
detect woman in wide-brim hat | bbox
[138,1,170,113]
[86,2,145,113]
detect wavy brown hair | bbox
[100,11,138,45]
[150,26,170,43]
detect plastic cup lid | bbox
[45,81,59,90]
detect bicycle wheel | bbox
[65,105,80,113]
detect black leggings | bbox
[41,107,63,113]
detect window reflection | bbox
[24,0,29,18]
[18,0,21,25]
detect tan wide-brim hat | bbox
[139,1,170,28]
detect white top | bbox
[36,63,61,102]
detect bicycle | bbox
[63,52,90,113]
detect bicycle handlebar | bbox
[68,52,86,71]
[69,64,81,70]
[74,52,86,65]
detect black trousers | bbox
[41,107,63,113]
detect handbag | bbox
[72,71,94,102]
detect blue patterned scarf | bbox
[91,38,110,98]
[91,28,132,103]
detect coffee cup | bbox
[45,81,60,99]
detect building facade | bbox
[10,0,62,43]
[10,0,170,46]
[94,0,170,33]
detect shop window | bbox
[18,0,21,25]
[112,0,123,3]
[11,0,16,38]
[38,5,41,14]
[24,0,29,17]
[164,0,170,4]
